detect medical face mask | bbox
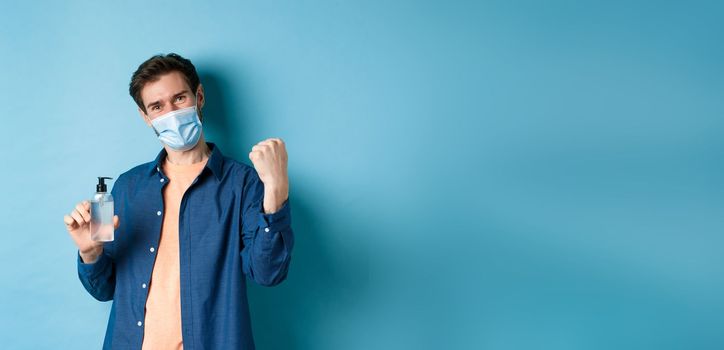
[149,101,202,151]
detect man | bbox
[63,53,294,349]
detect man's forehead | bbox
[141,71,191,102]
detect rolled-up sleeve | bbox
[240,170,294,287]
[77,249,116,301]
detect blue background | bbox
[1,1,722,349]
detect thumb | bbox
[113,215,120,229]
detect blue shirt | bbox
[77,142,294,349]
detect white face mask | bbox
[149,99,202,151]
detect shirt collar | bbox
[147,142,224,181]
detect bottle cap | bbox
[97,177,113,193]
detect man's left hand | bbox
[249,138,289,214]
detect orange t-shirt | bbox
[141,155,208,350]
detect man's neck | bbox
[165,138,210,165]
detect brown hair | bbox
[129,53,200,114]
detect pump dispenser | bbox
[90,177,114,241]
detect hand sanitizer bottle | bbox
[91,176,114,242]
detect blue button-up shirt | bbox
[77,142,294,349]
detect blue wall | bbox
[1,1,722,349]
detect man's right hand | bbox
[64,200,119,263]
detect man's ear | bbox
[139,107,152,127]
[196,84,205,109]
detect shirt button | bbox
[160,178,165,183]
[150,247,155,253]
[157,211,162,216]
[264,227,270,233]
[142,283,147,289]
[137,321,143,327]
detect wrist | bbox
[80,246,103,263]
[263,176,288,191]
[263,185,289,214]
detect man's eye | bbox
[151,106,160,111]
[176,96,185,102]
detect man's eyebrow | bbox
[146,100,161,110]
[145,90,190,110]
[173,90,191,98]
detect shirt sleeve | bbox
[240,168,295,286]
[77,248,116,301]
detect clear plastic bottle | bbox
[90,176,114,242]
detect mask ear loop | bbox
[147,113,161,136]
[194,93,202,122]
